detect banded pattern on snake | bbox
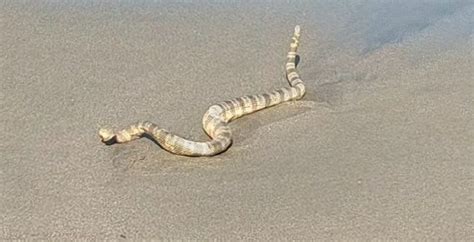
[99,25,305,156]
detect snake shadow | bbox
[109,138,227,175]
[230,102,313,148]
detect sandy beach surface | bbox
[1,0,473,240]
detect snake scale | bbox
[99,25,305,156]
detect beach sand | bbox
[1,0,472,239]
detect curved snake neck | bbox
[99,25,305,156]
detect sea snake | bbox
[99,25,305,156]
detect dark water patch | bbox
[343,0,472,54]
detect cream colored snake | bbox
[99,25,305,156]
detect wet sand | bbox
[1,1,473,240]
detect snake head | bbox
[99,128,117,145]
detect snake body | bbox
[99,26,305,156]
